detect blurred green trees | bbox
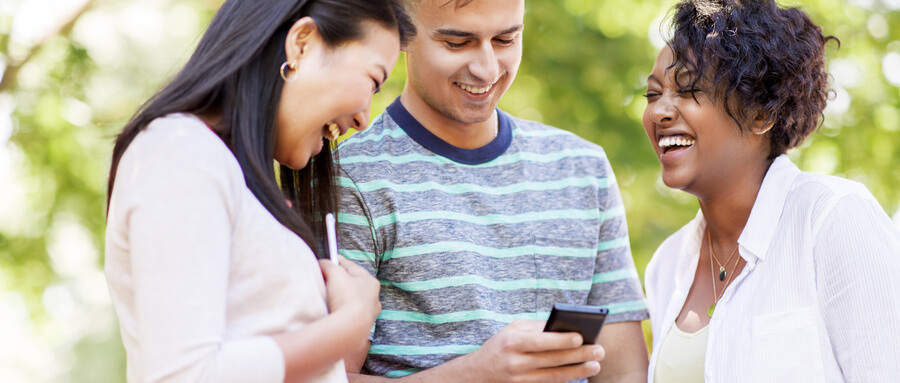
[1,0,897,381]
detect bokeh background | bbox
[1,0,898,381]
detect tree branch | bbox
[0,0,94,93]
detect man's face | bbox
[403,0,524,125]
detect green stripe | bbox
[338,249,376,262]
[378,309,549,324]
[376,300,646,326]
[335,212,370,226]
[597,236,630,252]
[605,299,649,315]
[369,344,481,356]
[592,268,639,283]
[382,241,596,261]
[338,148,606,168]
[600,205,626,222]
[367,209,600,230]
[344,127,407,144]
[383,369,420,378]
[381,275,592,292]
[335,176,608,195]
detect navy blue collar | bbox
[387,97,512,165]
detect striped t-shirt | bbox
[335,98,648,378]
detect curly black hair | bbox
[666,0,839,158]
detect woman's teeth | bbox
[658,136,695,149]
[324,122,340,142]
[457,83,492,95]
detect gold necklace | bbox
[708,227,740,281]
[707,229,741,317]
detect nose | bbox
[468,41,501,84]
[649,95,676,126]
[332,107,370,136]
[350,107,371,132]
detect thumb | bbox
[318,259,337,281]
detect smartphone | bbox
[543,303,609,345]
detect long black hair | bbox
[107,0,406,257]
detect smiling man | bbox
[334,1,649,382]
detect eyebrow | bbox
[647,71,697,84]
[434,24,524,38]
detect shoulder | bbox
[117,113,242,190]
[787,171,880,224]
[790,171,874,202]
[506,113,605,152]
[783,172,896,248]
[504,112,614,172]
[136,114,232,161]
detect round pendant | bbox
[719,268,726,281]
[708,304,716,317]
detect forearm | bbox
[589,322,648,383]
[348,354,477,383]
[274,305,374,382]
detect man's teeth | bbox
[457,83,492,94]
[658,136,695,148]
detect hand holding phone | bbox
[543,303,609,345]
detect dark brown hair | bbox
[666,0,838,158]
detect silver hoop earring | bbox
[280,60,298,82]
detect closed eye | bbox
[643,89,661,99]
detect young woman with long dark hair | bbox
[104,0,406,381]
[642,0,900,381]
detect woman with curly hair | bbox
[641,0,900,381]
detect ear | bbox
[750,110,774,136]
[284,16,320,63]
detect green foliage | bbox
[2,0,897,381]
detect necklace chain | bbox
[708,228,740,281]
[707,227,741,317]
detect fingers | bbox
[506,319,546,332]
[337,256,369,275]
[525,360,602,383]
[503,325,583,353]
[318,259,339,279]
[527,344,605,370]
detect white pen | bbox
[325,213,339,265]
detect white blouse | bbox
[105,114,346,383]
[645,155,900,383]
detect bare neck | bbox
[399,86,498,149]
[697,158,773,247]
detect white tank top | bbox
[653,324,708,383]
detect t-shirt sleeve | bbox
[110,120,285,383]
[586,159,649,324]
[335,166,381,277]
[335,166,381,340]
